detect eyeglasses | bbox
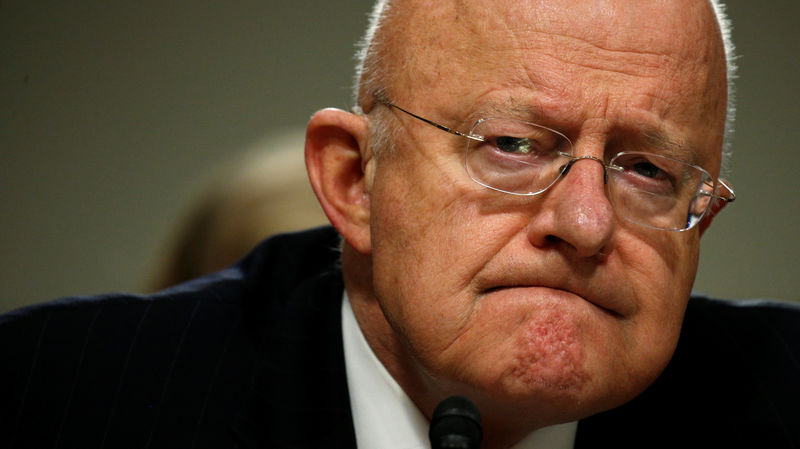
[376,98,736,231]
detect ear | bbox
[698,198,728,237]
[305,108,372,254]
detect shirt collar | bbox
[342,291,578,449]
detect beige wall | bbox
[1,1,797,313]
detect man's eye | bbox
[496,136,532,154]
[633,162,663,178]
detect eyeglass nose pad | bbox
[559,157,609,185]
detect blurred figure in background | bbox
[146,129,328,290]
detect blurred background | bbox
[1,1,797,313]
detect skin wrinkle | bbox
[522,34,670,80]
[460,93,548,131]
[469,83,679,164]
[390,196,518,363]
[518,40,713,151]
[472,232,637,316]
[467,1,677,81]
[382,119,472,241]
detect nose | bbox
[526,156,616,258]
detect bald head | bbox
[354,0,735,165]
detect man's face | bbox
[360,0,727,425]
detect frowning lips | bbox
[475,270,636,319]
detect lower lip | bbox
[481,286,621,318]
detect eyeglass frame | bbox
[373,97,736,232]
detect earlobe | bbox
[698,199,728,237]
[305,108,372,254]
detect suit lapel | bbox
[230,241,357,448]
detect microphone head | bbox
[429,396,483,449]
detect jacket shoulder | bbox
[0,226,344,448]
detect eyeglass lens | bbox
[465,118,716,231]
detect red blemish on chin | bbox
[505,312,588,393]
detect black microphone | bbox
[429,395,483,449]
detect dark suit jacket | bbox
[2,227,798,448]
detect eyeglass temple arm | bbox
[375,98,484,142]
[699,178,736,203]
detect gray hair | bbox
[351,0,395,154]
[353,0,738,171]
[709,0,738,173]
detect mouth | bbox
[481,284,626,319]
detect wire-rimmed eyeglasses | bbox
[375,98,735,232]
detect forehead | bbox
[390,0,721,83]
[383,0,727,168]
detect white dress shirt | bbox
[342,292,578,449]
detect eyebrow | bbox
[467,97,546,125]
[641,129,697,164]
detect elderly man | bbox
[1,1,798,448]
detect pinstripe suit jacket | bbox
[2,226,798,448]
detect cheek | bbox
[368,160,476,342]
[618,223,699,301]
[368,163,536,362]
[615,228,700,366]
[369,149,515,293]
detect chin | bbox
[504,321,588,392]
[474,313,652,422]
[458,316,591,414]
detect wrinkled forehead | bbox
[383,0,724,98]
[376,0,728,172]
